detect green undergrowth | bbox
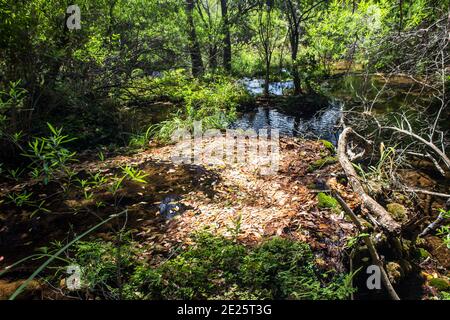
[127,70,253,145]
[56,233,355,300]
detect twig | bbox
[419,211,447,237]
[382,126,450,169]
[402,188,450,198]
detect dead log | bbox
[338,127,401,234]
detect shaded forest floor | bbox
[0,135,448,299]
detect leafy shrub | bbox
[23,123,76,185]
[65,236,142,299]
[125,233,247,299]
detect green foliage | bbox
[120,165,148,184]
[436,209,450,249]
[346,233,370,249]
[69,235,141,299]
[320,140,335,153]
[429,278,450,292]
[124,234,355,300]
[386,203,408,222]
[144,72,249,142]
[23,123,76,185]
[353,143,397,194]
[1,211,127,300]
[6,167,25,181]
[55,233,355,300]
[6,190,34,207]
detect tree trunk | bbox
[290,38,301,95]
[264,59,270,96]
[209,44,217,71]
[185,0,204,77]
[220,0,232,72]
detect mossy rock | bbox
[429,278,450,292]
[320,140,335,153]
[307,156,337,172]
[317,192,339,209]
[386,203,408,222]
[386,262,403,284]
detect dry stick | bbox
[406,151,446,176]
[382,126,450,169]
[332,190,401,300]
[418,211,446,237]
[338,127,401,234]
[402,188,450,198]
[419,198,450,237]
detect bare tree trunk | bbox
[221,0,232,72]
[185,0,204,77]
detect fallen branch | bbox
[332,190,400,300]
[419,198,450,237]
[338,127,401,234]
[382,126,450,169]
[402,188,450,198]
[418,211,446,237]
[406,151,446,176]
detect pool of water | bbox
[235,78,344,143]
[231,102,342,145]
[234,75,446,144]
[237,77,294,96]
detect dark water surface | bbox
[234,74,446,144]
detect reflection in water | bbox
[238,78,294,96]
[236,78,342,144]
[231,102,342,145]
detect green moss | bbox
[417,248,430,259]
[386,262,403,284]
[320,140,335,153]
[429,278,450,292]
[401,239,412,253]
[317,192,339,209]
[307,156,337,172]
[386,203,408,222]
